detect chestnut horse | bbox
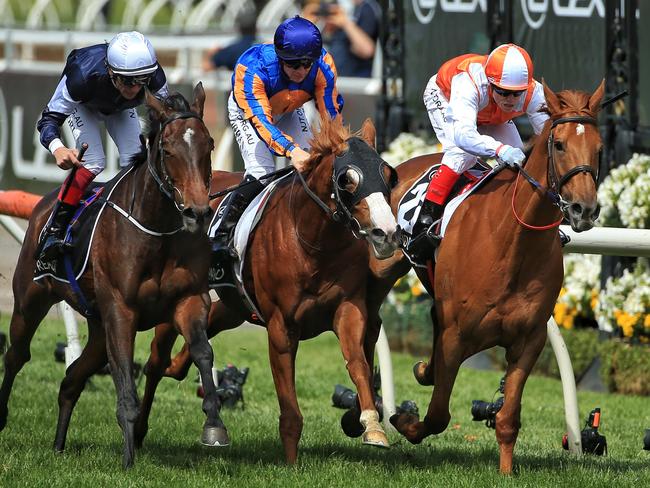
[0,84,228,468]
[137,118,400,463]
[369,81,604,473]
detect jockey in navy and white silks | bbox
[36,31,169,263]
[208,16,344,286]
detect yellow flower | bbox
[562,314,574,330]
[554,302,567,326]
[558,287,567,298]
[616,312,638,337]
[590,290,599,310]
[644,314,650,329]
[411,285,422,297]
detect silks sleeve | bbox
[313,52,344,121]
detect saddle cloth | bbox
[397,163,495,266]
[207,173,293,323]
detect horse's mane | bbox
[302,117,353,172]
[129,92,193,167]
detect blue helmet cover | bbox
[274,16,323,61]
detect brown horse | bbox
[136,117,400,463]
[366,81,605,473]
[0,83,229,468]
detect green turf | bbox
[1,315,649,487]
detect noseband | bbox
[148,111,203,212]
[547,115,600,194]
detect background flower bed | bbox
[380,137,650,395]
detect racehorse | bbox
[136,117,400,463]
[371,81,605,474]
[0,83,228,468]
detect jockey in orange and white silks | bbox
[413,43,549,237]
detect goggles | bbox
[283,59,314,70]
[114,73,153,86]
[491,85,526,98]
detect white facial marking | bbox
[365,192,397,234]
[183,128,194,146]
[576,124,585,136]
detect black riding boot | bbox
[37,202,77,263]
[208,175,264,287]
[406,199,444,262]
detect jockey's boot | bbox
[37,201,77,263]
[405,165,460,263]
[209,175,264,287]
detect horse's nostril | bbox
[371,229,387,239]
[570,203,583,217]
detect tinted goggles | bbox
[114,73,152,86]
[491,85,526,97]
[283,59,314,69]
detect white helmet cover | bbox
[107,31,158,76]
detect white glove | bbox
[496,145,525,168]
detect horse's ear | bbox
[145,87,167,121]
[588,79,606,114]
[190,81,206,119]
[360,118,376,149]
[542,78,561,115]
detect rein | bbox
[511,115,599,230]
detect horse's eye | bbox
[554,141,565,152]
[337,168,361,193]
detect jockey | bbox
[36,31,168,264]
[410,43,549,254]
[209,15,343,284]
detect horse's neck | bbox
[290,161,354,255]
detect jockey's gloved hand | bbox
[496,145,526,168]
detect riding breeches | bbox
[228,93,313,180]
[66,105,143,175]
[423,75,524,174]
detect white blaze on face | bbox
[576,124,585,136]
[183,128,194,146]
[365,192,397,235]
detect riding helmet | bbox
[274,16,322,61]
[107,31,159,76]
[484,43,533,91]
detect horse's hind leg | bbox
[413,303,440,386]
[0,284,54,431]
[175,294,229,447]
[391,326,464,443]
[134,322,178,448]
[496,327,546,474]
[54,317,107,452]
[267,313,302,463]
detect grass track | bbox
[1,315,649,487]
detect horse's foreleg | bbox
[175,294,229,447]
[392,327,464,443]
[164,299,243,380]
[0,285,54,431]
[134,322,178,448]
[54,318,107,452]
[334,301,388,448]
[496,327,547,475]
[267,313,302,463]
[102,302,139,469]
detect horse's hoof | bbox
[362,429,390,448]
[201,426,230,447]
[413,361,433,386]
[340,408,364,438]
[389,413,423,445]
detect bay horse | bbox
[136,117,400,463]
[369,81,604,473]
[0,83,229,468]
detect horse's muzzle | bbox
[182,205,211,233]
[566,201,600,232]
[368,227,399,259]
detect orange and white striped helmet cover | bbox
[484,44,533,90]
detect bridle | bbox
[293,137,397,239]
[148,111,205,212]
[510,115,600,230]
